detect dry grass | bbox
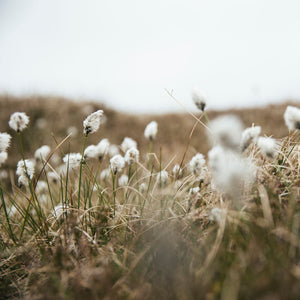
[0,94,300,299]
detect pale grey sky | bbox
[0,0,300,113]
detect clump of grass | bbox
[1,102,300,299]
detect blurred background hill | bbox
[0,95,296,169]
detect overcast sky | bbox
[0,0,300,113]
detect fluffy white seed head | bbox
[209,208,225,224]
[156,170,169,186]
[144,121,158,141]
[0,152,8,166]
[83,110,103,136]
[118,174,128,187]
[63,153,82,169]
[9,112,30,132]
[240,125,261,151]
[16,159,35,179]
[284,106,300,130]
[125,147,139,165]
[0,133,11,152]
[97,138,110,160]
[208,147,256,199]
[209,115,244,150]
[189,153,206,176]
[110,154,125,174]
[192,87,207,111]
[84,145,99,160]
[172,164,183,179]
[18,175,28,187]
[121,137,137,153]
[108,144,119,157]
[34,145,51,162]
[257,137,277,159]
[100,168,110,181]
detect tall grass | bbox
[0,103,300,300]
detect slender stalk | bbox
[78,135,88,209]
[0,180,17,245]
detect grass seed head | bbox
[144,121,158,141]
[209,114,244,150]
[125,147,139,165]
[284,105,300,130]
[0,132,11,152]
[9,112,30,132]
[83,109,103,136]
[192,87,207,111]
[110,154,125,174]
[121,137,137,153]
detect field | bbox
[1,95,300,299]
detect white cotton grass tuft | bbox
[208,115,244,151]
[208,146,256,201]
[97,138,110,160]
[125,147,139,165]
[9,112,30,132]
[144,121,158,141]
[108,144,119,157]
[156,170,169,186]
[192,87,207,111]
[16,159,35,186]
[209,207,225,224]
[34,145,51,162]
[283,106,300,131]
[0,152,8,166]
[0,133,11,152]
[172,164,183,179]
[189,153,206,177]
[257,137,278,159]
[83,110,103,136]
[100,168,110,181]
[63,153,82,169]
[84,145,99,160]
[240,125,261,151]
[121,137,137,153]
[110,154,125,174]
[118,174,129,187]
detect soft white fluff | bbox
[110,155,125,174]
[121,137,137,153]
[9,112,30,132]
[192,87,207,111]
[83,110,103,135]
[284,106,300,130]
[0,133,11,152]
[240,126,261,151]
[144,121,158,141]
[209,115,244,150]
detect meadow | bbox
[0,94,300,299]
